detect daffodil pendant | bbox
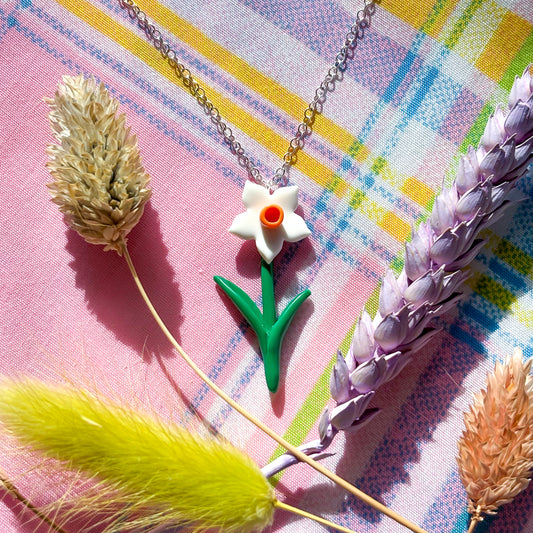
[214,182,311,392]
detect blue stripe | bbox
[359,31,426,145]
[382,50,418,103]
[358,99,385,143]
[460,302,499,332]
[449,324,486,355]
[489,257,528,292]
[406,66,439,117]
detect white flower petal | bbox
[255,229,284,264]
[229,211,260,240]
[241,181,270,209]
[271,185,299,212]
[281,212,311,242]
[229,183,310,262]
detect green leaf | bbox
[213,276,265,337]
[272,289,311,341]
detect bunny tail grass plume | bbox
[46,75,151,254]
[0,378,275,533]
[457,348,533,531]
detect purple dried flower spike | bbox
[262,65,533,478]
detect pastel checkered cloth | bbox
[0,0,532,532]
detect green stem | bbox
[260,259,280,392]
[261,259,277,329]
[215,258,311,392]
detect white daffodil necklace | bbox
[118,0,378,392]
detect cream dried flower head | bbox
[46,75,151,254]
[457,348,533,531]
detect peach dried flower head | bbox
[46,75,151,254]
[457,348,533,531]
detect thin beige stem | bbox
[274,500,359,533]
[0,474,68,533]
[467,519,478,533]
[467,507,483,533]
[122,243,428,533]
[467,517,481,533]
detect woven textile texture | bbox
[0,0,532,532]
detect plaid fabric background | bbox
[0,0,532,532]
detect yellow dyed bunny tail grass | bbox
[0,378,276,532]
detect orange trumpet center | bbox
[260,204,284,229]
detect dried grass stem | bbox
[0,472,68,533]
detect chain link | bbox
[118,0,377,190]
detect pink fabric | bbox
[1,1,532,532]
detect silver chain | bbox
[118,0,377,190]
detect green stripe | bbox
[326,173,345,194]
[349,189,366,209]
[443,0,484,50]
[474,274,515,311]
[499,30,533,92]
[366,282,381,318]
[494,239,533,277]
[371,156,387,175]
[348,138,365,159]
[390,255,404,275]
[421,0,451,35]
[459,102,494,154]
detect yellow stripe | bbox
[452,1,505,64]
[380,211,411,241]
[326,174,350,198]
[401,177,434,207]
[135,0,357,154]
[476,11,532,82]
[381,0,436,29]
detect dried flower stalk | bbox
[46,75,151,254]
[458,348,533,531]
[264,66,533,477]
